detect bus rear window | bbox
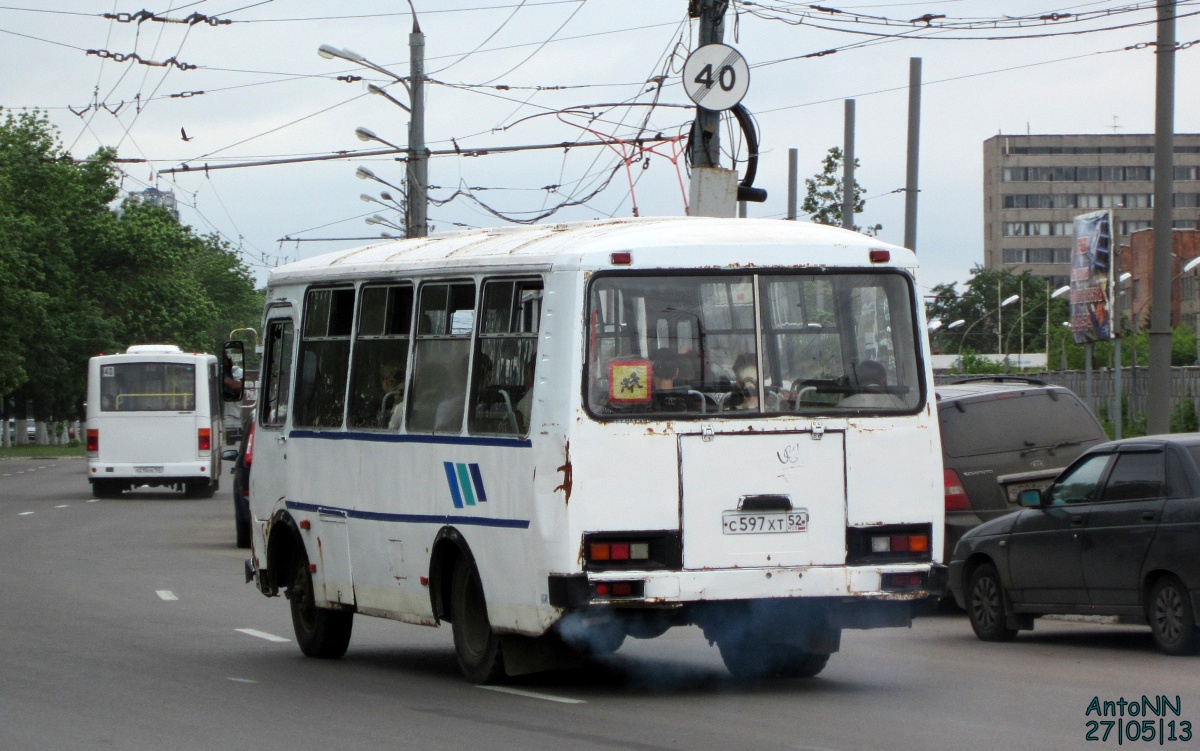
[585,272,921,418]
[100,362,196,412]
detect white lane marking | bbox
[156,590,178,601]
[236,628,290,643]
[227,677,258,684]
[477,686,586,704]
[55,504,69,509]
[18,511,33,516]
[87,499,98,503]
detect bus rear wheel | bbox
[717,637,830,679]
[288,550,353,659]
[184,480,216,498]
[451,558,505,683]
[92,480,124,499]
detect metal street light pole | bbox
[408,14,427,238]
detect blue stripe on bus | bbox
[288,430,531,449]
[286,501,530,529]
[443,462,464,509]
[468,463,487,503]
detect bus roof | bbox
[268,217,915,286]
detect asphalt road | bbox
[2,457,1199,751]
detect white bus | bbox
[86,345,224,498]
[245,217,945,682]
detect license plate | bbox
[134,466,164,474]
[722,510,809,535]
[1006,480,1049,503]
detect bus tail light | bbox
[847,524,933,564]
[870,533,930,554]
[86,429,99,455]
[198,428,212,453]
[881,572,925,591]
[944,468,971,511]
[592,580,644,600]
[588,542,650,562]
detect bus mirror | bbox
[222,341,246,402]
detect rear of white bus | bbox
[548,252,944,676]
[86,350,221,497]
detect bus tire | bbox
[716,636,776,679]
[184,480,216,499]
[775,650,830,678]
[92,480,123,499]
[451,557,504,684]
[288,549,353,659]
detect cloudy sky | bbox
[3,0,1198,297]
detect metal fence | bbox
[935,367,1200,432]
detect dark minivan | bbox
[937,378,1108,561]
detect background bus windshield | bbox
[586,272,921,418]
[100,362,197,412]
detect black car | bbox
[222,420,254,549]
[949,434,1200,655]
[937,378,1107,561]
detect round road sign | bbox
[682,43,750,112]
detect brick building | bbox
[1121,229,1200,329]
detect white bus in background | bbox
[86,345,225,498]
[245,217,945,683]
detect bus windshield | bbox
[100,362,197,412]
[586,271,922,418]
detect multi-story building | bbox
[983,134,1200,287]
[128,187,180,220]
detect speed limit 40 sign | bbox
[682,43,749,111]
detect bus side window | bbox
[261,320,295,427]
[470,279,542,436]
[407,282,476,433]
[348,284,413,430]
[294,287,355,429]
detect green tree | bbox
[801,146,881,236]
[0,108,261,424]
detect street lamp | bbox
[320,16,427,238]
[997,293,1020,355]
[958,296,1018,373]
[356,165,406,195]
[927,319,944,332]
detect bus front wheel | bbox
[287,550,353,659]
[451,558,505,683]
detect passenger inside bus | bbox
[649,348,695,412]
[378,361,405,429]
[725,353,780,412]
[839,360,907,409]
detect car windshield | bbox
[585,271,922,418]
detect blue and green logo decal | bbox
[443,462,488,509]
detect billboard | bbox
[1069,210,1113,344]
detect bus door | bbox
[253,309,296,556]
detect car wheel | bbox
[287,549,353,659]
[966,563,1017,642]
[1148,576,1198,656]
[451,557,505,683]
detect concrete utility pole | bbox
[686,0,738,217]
[407,14,428,238]
[903,58,922,252]
[689,0,726,170]
[787,148,798,220]
[1147,0,1176,434]
[842,99,856,230]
